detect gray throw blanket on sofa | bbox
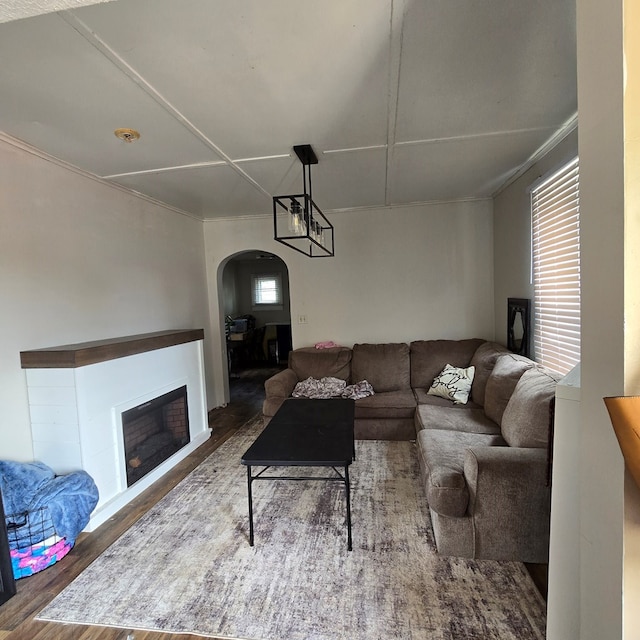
[292,376,375,400]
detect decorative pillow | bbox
[427,364,475,404]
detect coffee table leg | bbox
[344,464,352,551]
[247,465,254,546]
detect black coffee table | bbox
[241,398,355,550]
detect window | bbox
[252,274,282,308]
[531,157,580,376]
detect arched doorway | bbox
[220,250,292,381]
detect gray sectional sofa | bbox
[262,339,559,563]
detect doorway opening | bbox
[221,250,292,380]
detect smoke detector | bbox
[114,128,140,143]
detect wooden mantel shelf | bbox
[20,329,204,369]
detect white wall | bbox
[204,200,495,406]
[577,0,625,637]
[547,366,581,640]
[0,135,212,463]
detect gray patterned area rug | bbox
[37,415,546,640]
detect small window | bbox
[531,156,580,375]
[252,274,282,308]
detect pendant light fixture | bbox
[273,144,334,257]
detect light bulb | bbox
[290,200,302,236]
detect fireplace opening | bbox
[121,386,190,487]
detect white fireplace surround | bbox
[22,332,210,531]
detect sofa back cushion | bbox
[352,343,410,392]
[484,354,535,425]
[469,342,511,406]
[410,339,484,389]
[289,347,352,381]
[501,367,560,447]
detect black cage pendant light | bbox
[273,144,334,257]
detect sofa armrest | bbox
[463,446,551,562]
[265,368,299,398]
[263,368,299,418]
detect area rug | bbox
[37,415,546,640]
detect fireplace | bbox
[21,330,211,531]
[122,386,190,487]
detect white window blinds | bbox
[252,274,282,306]
[531,157,580,376]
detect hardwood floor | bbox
[1,363,546,639]
[0,365,280,640]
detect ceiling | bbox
[0,0,577,220]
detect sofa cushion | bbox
[351,343,410,392]
[354,390,416,419]
[427,364,475,404]
[469,342,511,406]
[418,429,506,517]
[501,367,560,447]
[355,417,415,440]
[410,338,484,390]
[484,354,535,425]
[289,347,352,382]
[415,403,501,436]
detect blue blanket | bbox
[0,460,99,548]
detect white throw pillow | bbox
[427,364,475,404]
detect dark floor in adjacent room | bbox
[207,364,283,431]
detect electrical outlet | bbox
[298,315,308,324]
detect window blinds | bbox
[252,275,281,305]
[531,157,580,376]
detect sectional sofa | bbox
[262,339,559,563]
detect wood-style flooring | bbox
[0,364,547,639]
